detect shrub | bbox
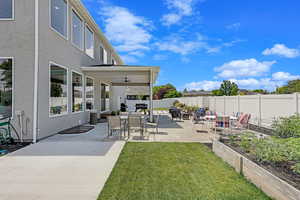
[172,100,180,106]
[239,132,256,153]
[272,115,300,138]
[252,138,290,163]
[292,163,300,174]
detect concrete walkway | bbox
[0,125,125,200]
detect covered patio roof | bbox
[81,65,160,86]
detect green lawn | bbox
[98,143,271,200]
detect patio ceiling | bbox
[81,65,160,86]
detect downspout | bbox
[33,0,39,143]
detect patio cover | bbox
[81,65,160,121]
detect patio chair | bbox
[128,115,144,137]
[107,116,123,139]
[213,116,230,135]
[192,108,206,124]
[231,114,251,131]
[146,114,160,135]
[170,109,181,121]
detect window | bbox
[112,58,116,65]
[100,46,107,64]
[50,0,68,38]
[50,63,68,116]
[85,26,94,58]
[72,10,83,49]
[0,58,13,118]
[0,0,13,19]
[85,77,94,110]
[101,84,109,112]
[72,72,83,112]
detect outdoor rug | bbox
[58,125,94,134]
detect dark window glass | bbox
[72,72,83,112]
[0,58,12,118]
[51,0,68,37]
[0,0,13,19]
[85,77,94,110]
[50,64,68,116]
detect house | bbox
[0,0,159,142]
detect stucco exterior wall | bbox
[36,0,117,140]
[0,0,35,141]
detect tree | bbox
[218,80,239,96]
[164,90,182,98]
[153,83,181,99]
[212,89,222,96]
[276,79,300,94]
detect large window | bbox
[0,58,13,118]
[85,77,94,110]
[72,10,83,49]
[85,26,94,58]
[72,72,83,112]
[50,63,68,116]
[101,84,110,112]
[100,46,108,64]
[0,0,13,19]
[50,0,68,38]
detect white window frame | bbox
[100,81,110,113]
[71,70,84,113]
[49,61,69,118]
[0,57,14,119]
[85,24,95,58]
[85,76,95,111]
[49,0,69,40]
[71,8,84,51]
[0,0,15,21]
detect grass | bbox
[98,143,271,200]
[153,107,169,111]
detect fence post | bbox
[258,94,262,127]
[214,96,217,112]
[237,95,240,113]
[224,96,226,115]
[295,93,299,115]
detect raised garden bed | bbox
[213,140,300,200]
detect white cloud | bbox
[99,5,153,63]
[215,58,276,78]
[155,39,205,55]
[263,44,300,58]
[272,72,300,81]
[226,23,241,30]
[161,0,199,26]
[153,54,168,61]
[185,81,222,91]
[120,55,138,64]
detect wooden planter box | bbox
[212,140,300,200]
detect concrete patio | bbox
[0,113,217,200]
[0,125,125,200]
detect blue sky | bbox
[82,0,300,91]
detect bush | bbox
[252,138,290,163]
[239,132,256,153]
[292,163,300,174]
[172,100,180,106]
[272,115,300,138]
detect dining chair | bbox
[107,116,123,139]
[128,115,143,137]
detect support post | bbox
[149,70,154,122]
[258,94,262,127]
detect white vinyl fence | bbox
[154,93,300,128]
